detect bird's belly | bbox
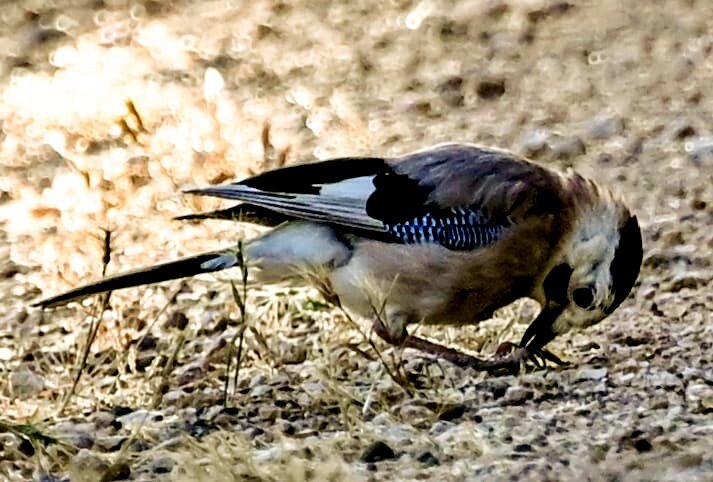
[327,240,506,327]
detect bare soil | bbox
[1,0,712,480]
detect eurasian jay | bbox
[33,143,643,372]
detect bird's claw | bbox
[481,341,568,373]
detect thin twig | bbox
[334,300,414,397]
[224,241,250,407]
[59,229,114,415]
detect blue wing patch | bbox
[384,207,508,250]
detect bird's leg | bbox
[371,319,516,371]
[371,319,566,373]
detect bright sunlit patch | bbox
[404,1,433,30]
[203,67,225,102]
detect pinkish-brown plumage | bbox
[33,143,643,372]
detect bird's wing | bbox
[188,144,566,250]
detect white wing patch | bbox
[316,175,376,200]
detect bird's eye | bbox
[572,287,595,309]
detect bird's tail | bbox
[31,250,241,308]
[32,221,352,309]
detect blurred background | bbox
[0,0,711,480]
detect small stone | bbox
[111,406,133,417]
[503,385,533,404]
[360,441,396,463]
[91,411,116,430]
[398,402,431,420]
[416,450,440,466]
[476,78,505,99]
[162,389,189,405]
[576,367,608,381]
[670,121,696,140]
[382,424,418,445]
[144,455,175,475]
[164,312,189,330]
[550,135,586,159]
[95,435,128,452]
[684,136,713,157]
[52,422,95,449]
[438,404,466,421]
[116,410,163,429]
[634,438,652,453]
[685,384,713,412]
[647,370,680,388]
[10,367,45,397]
[102,461,131,481]
[69,449,109,481]
[0,347,13,361]
[518,129,549,156]
[587,115,625,140]
[437,76,464,107]
[137,335,158,351]
[667,272,708,292]
[250,384,272,398]
[514,443,534,453]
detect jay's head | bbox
[522,199,643,352]
[552,203,643,334]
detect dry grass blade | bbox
[335,299,414,397]
[224,241,250,406]
[59,230,114,415]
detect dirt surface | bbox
[1,0,712,480]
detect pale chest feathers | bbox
[327,226,557,327]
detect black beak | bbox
[519,302,566,353]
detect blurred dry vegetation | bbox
[0,0,712,480]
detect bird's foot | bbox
[491,341,569,370]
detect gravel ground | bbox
[1,0,712,480]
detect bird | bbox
[32,143,643,372]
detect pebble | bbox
[667,272,708,292]
[0,347,13,361]
[116,410,164,429]
[647,370,681,389]
[69,449,109,480]
[550,135,586,159]
[398,403,433,422]
[91,411,116,430]
[52,422,96,449]
[576,367,608,381]
[685,384,713,412]
[475,77,506,99]
[438,403,466,421]
[503,385,533,404]
[416,450,440,466]
[518,129,549,156]
[381,424,419,444]
[10,367,45,397]
[684,136,713,158]
[360,441,396,463]
[95,435,128,452]
[437,76,464,107]
[586,115,625,140]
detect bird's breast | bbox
[327,237,542,327]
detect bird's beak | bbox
[519,301,566,353]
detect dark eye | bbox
[572,287,595,309]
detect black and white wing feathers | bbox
[187,144,566,250]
